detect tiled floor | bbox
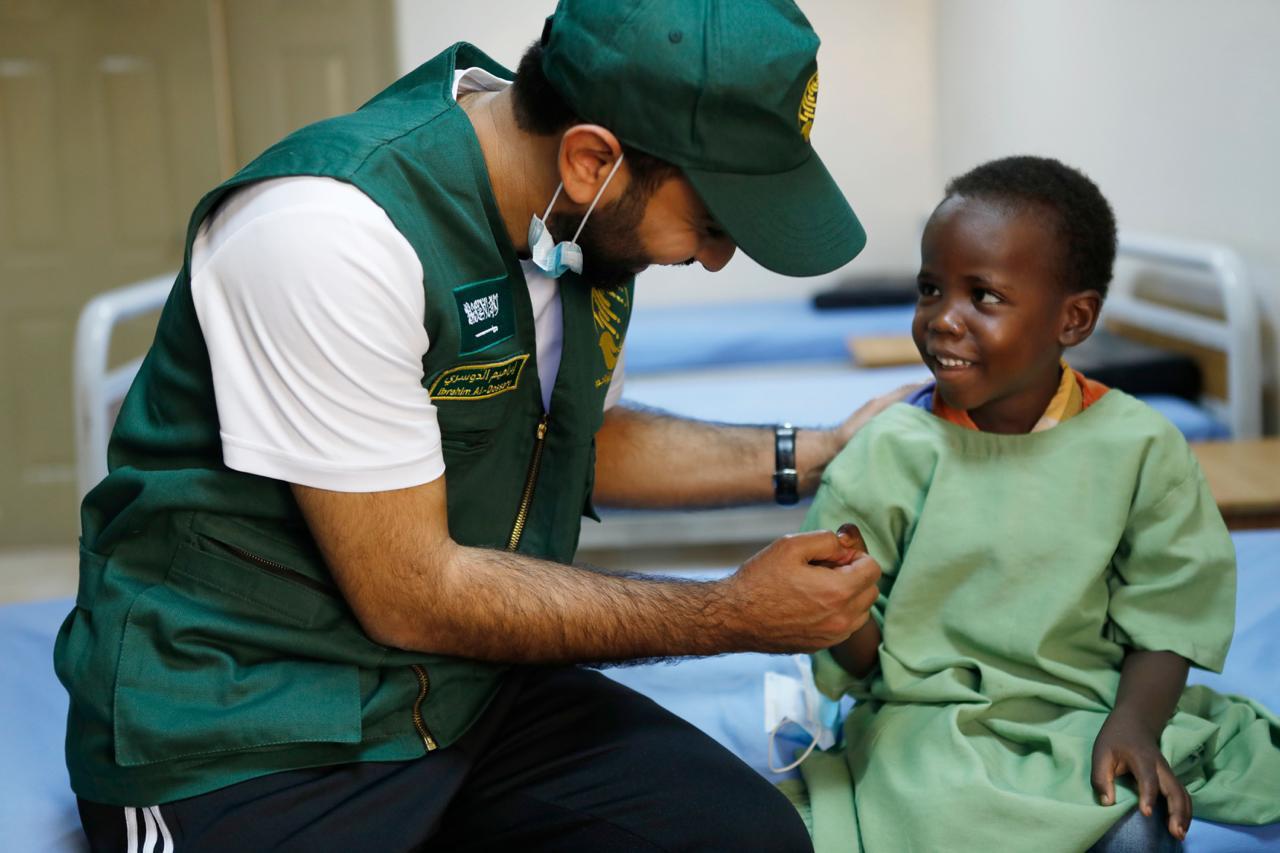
[0,546,78,604]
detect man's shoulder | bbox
[195,176,416,285]
[208,176,387,236]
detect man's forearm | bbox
[592,403,840,508]
[374,540,742,662]
[294,480,881,667]
[1110,649,1190,735]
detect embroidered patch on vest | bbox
[429,354,529,401]
[452,275,515,355]
[591,285,629,389]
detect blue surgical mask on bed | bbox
[764,655,844,773]
[527,153,625,278]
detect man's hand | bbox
[798,383,924,494]
[719,527,881,653]
[835,382,923,448]
[1091,710,1191,841]
[817,523,884,678]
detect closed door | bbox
[0,0,394,546]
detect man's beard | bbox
[547,180,652,288]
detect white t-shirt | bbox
[190,67,625,493]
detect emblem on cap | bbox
[798,71,819,142]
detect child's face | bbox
[911,195,1099,434]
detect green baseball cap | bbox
[541,0,866,277]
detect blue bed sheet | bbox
[4,530,1274,850]
[624,299,915,374]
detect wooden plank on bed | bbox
[1192,438,1280,530]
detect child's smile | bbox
[911,195,1096,434]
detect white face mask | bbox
[763,655,844,773]
[527,153,625,278]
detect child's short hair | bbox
[944,156,1117,298]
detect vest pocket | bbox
[440,430,493,455]
[111,544,363,767]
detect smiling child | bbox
[796,156,1280,853]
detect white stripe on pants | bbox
[124,805,174,852]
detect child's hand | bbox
[834,523,866,553]
[1090,710,1191,841]
[833,383,925,447]
[811,523,867,568]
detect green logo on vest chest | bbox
[453,276,515,355]
[591,285,629,389]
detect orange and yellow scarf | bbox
[932,360,1110,432]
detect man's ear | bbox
[1059,289,1102,347]
[557,125,625,207]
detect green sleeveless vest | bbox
[55,43,633,806]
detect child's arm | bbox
[826,523,883,678]
[1090,649,1193,841]
[828,619,882,678]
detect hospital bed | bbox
[581,232,1276,549]
[3,529,1277,850]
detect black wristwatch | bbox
[773,423,798,505]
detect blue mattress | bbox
[6,530,1275,850]
[620,299,1230,441]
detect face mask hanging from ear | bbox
[527,152,625,278]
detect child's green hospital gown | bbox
[800,392,1280,852]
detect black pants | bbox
[79,666,812,852]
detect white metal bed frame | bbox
[73,273,173,500]
[1106,233,1264,441]
[72,234,1273,548]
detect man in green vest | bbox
[59,1,890,849]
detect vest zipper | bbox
[410,413,550,750]
[407,415,548,751]
[507,414,550,552]
[409,664,438,751]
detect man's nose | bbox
[697,238,737,273]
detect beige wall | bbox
[394,0,941,307]
[936,0,1280,389]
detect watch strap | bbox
[773,423,798,505]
